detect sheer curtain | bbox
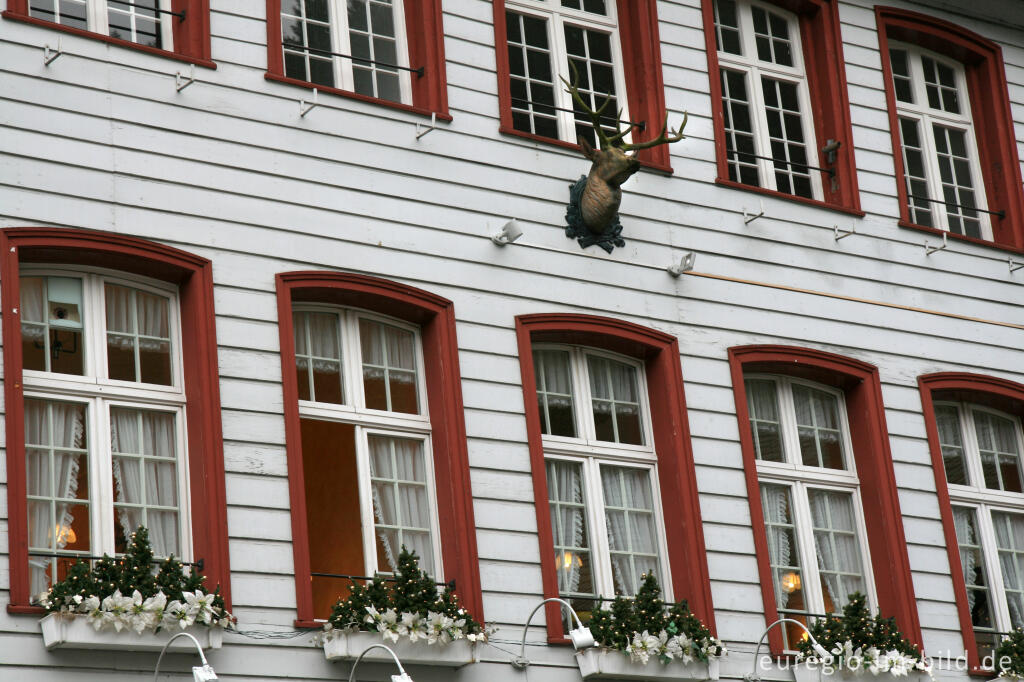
[20,277,46,340]
[602,466,658,596]
[809,489,864,610]
[546,459,589,594]
[111,408,179,557]
[25,400,86,594]
[105,285,169,348]
[953,506,980,611]
[994,512,1024,627]
[368,435,432,572]
[761,484,795,607]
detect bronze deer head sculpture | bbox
[562,74,688,238]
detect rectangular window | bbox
[281,0,411,104]
[19,270,187,597]
[27,0,173,48]
[535,344,666,629]
[504,0,629,146]
[888,43,990,239]
[747,375,872,651]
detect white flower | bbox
[364,605,380,624]
[184,590,215,625]
[163,599,195,630]
[399,612,427,642]
[82,596,104,631]
[626,630,661,665]
[101,590,134,632]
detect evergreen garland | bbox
[995,628,1024,678]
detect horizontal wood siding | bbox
[1,0,1024,678]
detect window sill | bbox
[324,630,476,668]
[499,125,674,176]
[8,604,45,616]
[898,220,1024,257]
[264,73,451,121]
[575,648,720,680]
[0,11,216,69]
[39,612,224,652]
[715,178,865,218]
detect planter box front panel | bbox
[323,630,476,668]
[575,648,721,680]
[792,664,930,682]
[40,613,224,652]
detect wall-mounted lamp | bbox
[667,251,696,277]
[153,631,218,682]
[743,617,832,682]
[348,643,414,682]
[492,219,524,246]
[512,597,594,669]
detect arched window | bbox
[729,345,921,655]
[276,272,481,625]
[1,227,229,612]
[516,313,713,642]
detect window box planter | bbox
[323,630,476,668]
[40,613,224,652]
[792,664,930,682]
[575,648,721,680]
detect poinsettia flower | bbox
[101,590,134,632]
[82,596,104,630]
[184,590,215,625]
[163,599,195,630]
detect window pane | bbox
[713,0,742,55]
[601,466,660,596]
[588,355,643,445]
[746,379,784,462]
[993,511,1024,628]
[761,483,807,642]
[345,0,402,102]
[108,0,162,49]
[974,410,1023,493]
[507,12,558,138]
[294,311,344,404]
[21,276,85,376]
[534,350,576,437]
[898,117,934,227]
[25,399,90,596]
[301,419,364,619]
[751,6,793,66]
[935,405,968,485]
[106,284,172,386]
[952,506,994,634]
[111,408,181,558]
[30,0,88,30]
[721,69,760,187]
[792,385,845,469]
[762,78,812,199]
[933,125,982,239]
[566,26,621,147]
[889,49,914,103]
[282,0,336,87]
[546,459,596,601]
[808,489,865,614]
[368,435,433,573]
[360,318,420,414]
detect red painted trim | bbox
[876,7,1024,251]
[1,227,230,610]
[276,272,482,624]
[714,178,867,218]
[264,0,449,117]
[2,1,213,66]
[898,222,1024,258]
[728,345,922,657]
[701,0,861,212]
[492,1,673,171]
[515,313,715,643]
[917,372,1024,670]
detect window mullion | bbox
[978,506,1014,633]
[918,112,950,230]
[574,350,595,442]
[93,397,116,558]
[961,404,987,490]
[586,458,614,599]
[791,481,826,617]
[746,65,776,191]
[354,424,378,575]
[550,15,575,141]
[332,0,354,92]
[343,310,364,410]
[88,0,109,37]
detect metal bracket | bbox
[924,232,948,256]
[1010,258,1024,274]
[43,39,63,66]
[743,200,765,225]
[834,224,855,241]
[175,64,196,92]
[415,112,437,140]
[300,88,319,117]
[667,251,696,277]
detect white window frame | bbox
[889,41,991,238]
[505,0,631,144]
[941,401,1024,651]
[714,0,823,199]
[29,0,175,48]
[281,0,413,103]
[294,304,444,580]
[537,343,672,604]
[748,374,877,640]
[21,266,192,588]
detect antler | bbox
[620,112,688,152]
[559,62,630,149]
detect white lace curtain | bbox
[808,489,864,610]
[20,277,46,340]
[110,408,179,557]
[761,484,796,608]
[953,506,981,612]
[602,466,658,595]
[368,435,432,572]
[360,319,416,378]
[547,459,588,594]
[105,284,169,350]
[588,356,638,412]
[294,311,343,372]
[26,400,85,595]
[994,513,1024,627]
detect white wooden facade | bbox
[0,0,1022,679]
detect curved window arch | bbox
[276,271,481,626]
[729,345,921,656]
[1,227,229,612]
[516,313,713,642]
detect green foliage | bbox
[588,573,723,661]
[798,592,922,663]
[995,628,1024,677]
[326,547,485,637]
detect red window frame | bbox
[276,271,482,626]
[1,227,231,613]
[876,7,1024,253]
[2,0,214,68]
[515,313,714,643]
[728,345,921,656]
[701,0,861,214]
[917,372,1024,672]
[264,0,450,120]
[492,0,673,172]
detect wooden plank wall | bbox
[0,0,1022,678]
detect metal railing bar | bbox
[29,551,203,570]
[908,194,1005,219]
[727,148,834,177]
[509,96,646,131]
[282,42,424,77]
[106,0,185,22]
